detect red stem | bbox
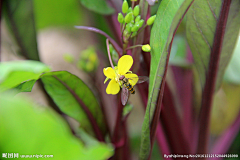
[75,26,122,57]
[197,0,231,155]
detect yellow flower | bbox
[103,55,138,95]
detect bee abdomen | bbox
[130,89,135,94]
[126,85,131,89]
[129,87,135,94]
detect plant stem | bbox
[137,24,147,35]
[106,39,115,68]
[197,0,231,156]
[126,44,143,50]
[75,26,122,57]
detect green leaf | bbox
[140,0,194,159]
[0,61,50,92]
[169,35,188,67]
[224,36,240,84]
[3,0,39,60]
[14,80,37,93]
[41,71,106,136]
[80,0,115,15]
[34,0,83,30]
[0,93,113,160]
[186,0,240,90]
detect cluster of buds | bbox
[117,0,156,52]
[77,47,99,73]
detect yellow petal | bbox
[106,79,120,95]
[103,67,115,79]
[118,55,133,75]
[125,73,138,86]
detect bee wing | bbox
[137,76,149,84]
[125,73,148,85]
[121,86,130,106]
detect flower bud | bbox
[133,5,140,17]
[125,12,133,23]
[147,15,156,25]
[63,54,74,63]
[127,7,132,13]
[122,0,129,13]
[118,13,124,23]
[135,15,141,22]
[137,19,144,28]
[126,23,133,32]
[142,44,151,52]
[78,47,99,72]
[131,24,139,32]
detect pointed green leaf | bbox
[140,0,194,159]
[186,0,240,90]
[3,0,39,60]
[0,93,113,160]
[41,71,106,136]
[14,80,37,93]
[0,61,50,92]
[80,0,115,15]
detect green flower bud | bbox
[122,0,129,13]
[130,19,135,24]
[126,23,133,32]
[147,15,156,25]
[78,47,99,72]
[137,19,144,28]
[63,54,74,63]
[127,7,132,13]
[131,24,139,32]
[118,13,124,23]
[131,31,137,38]
[135,15,141,22]
[133,5,140,17]
[86,62,94,71]
[125,12,133,23]
[142,44,151,52]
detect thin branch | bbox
[106,39,115,68]
[75,26,122,57]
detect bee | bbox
[119,74,148,105]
